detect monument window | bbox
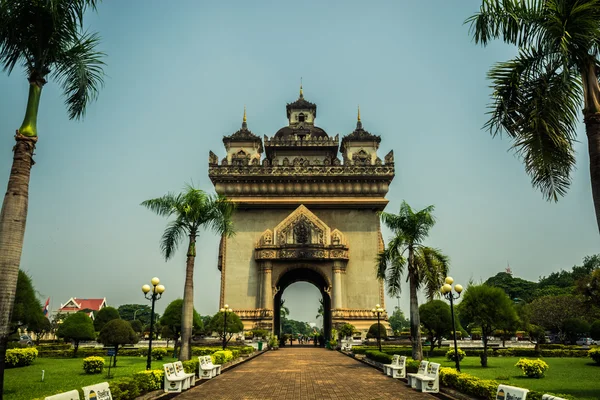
[298,113,305,122]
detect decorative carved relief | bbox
[353,149,370,166]
[273,205,331,246]
[232,150,250,166]
[256,229,274,247]
[384,150,394,164]
[330,229,347,246]
[209,151,219,166]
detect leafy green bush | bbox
[82,356,105,374]
[212,350,234,364]
[132,370,164,391]
[5,348,38,368]
[440,367,498,400]
[588,348,600,364]
[182,359,199,375]
[515,358,549,378]
[151,347,167,360]
[446,348,466,362]
[406,360,421,373]
[109,377,141,400]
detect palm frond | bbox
[465,0,545,47]
[487,48,580,201]
[52,31,105,119]
[414,247,450,301]
[386,254,406,298]
[160,218,187,261]
[141,194,180,217]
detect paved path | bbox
[176,348,435,400]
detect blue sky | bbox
[0,0,597,324]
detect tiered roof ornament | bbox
[341,106,381,149]
[222,106,263,152]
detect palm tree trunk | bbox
[408,247,423,360]
[179,234,196,361]
[582,59,600,233]
[0,132,38,396]
[585,113,600,233]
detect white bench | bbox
[174,361,196,389]
[198,355,221,379]
[82,382,112,400]
[542,395,567,400]
[414,362,440,393]
[163,363,189,393]
[384,355,406,379]
[497,384,529,400]
[45,390,80,400]
[407,360,429,389]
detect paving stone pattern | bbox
[176,347,436,400]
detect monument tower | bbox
[208,86,395,338]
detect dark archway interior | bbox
[273,267,331,344]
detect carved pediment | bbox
[273,205,330,246]
[330,229,347,246]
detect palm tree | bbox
[280,298,290,320]
[466,0,600,233]
[0,1,104,394]
[141,184,235,361]
[377,201,449,360]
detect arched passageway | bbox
[273,267,331,343]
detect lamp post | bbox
[441,276,463,372]
[371,304,385,352]
[142,277,165,370]
[220,304,230,350]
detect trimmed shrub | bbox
[182,359,199,375]
[446,348,466,362]
[151,347,167,360]
[5,347,38,368]
[132,370,164,392]
[211,350,234,364]
[406,360,421,373]
[82,356,105,374]
[366,323,388,339]
[439,368,498,400]
[108,377,141,400]
[588,348,600,364]
[515,358,549,378]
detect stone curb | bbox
[137,349,269,400]
[338,350,473,400]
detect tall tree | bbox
[377,201,449,360]
[56,312,95,357]
[0,1,105,393]
[528,294,588,341]
[93,306,120,332]
[419,300,452,352]
[159,299,202,358]
[388,306,410,333]
[10,271,45,335]
[142,185,234,360]
[97,319,139,367]
[466,0,600,232]
[458,284,518,367]
[209,311,243,346]
[117,304,152,326]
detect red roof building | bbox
[58,298,107,319]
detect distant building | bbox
[57,297,107,320]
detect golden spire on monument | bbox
[299,77,303,98]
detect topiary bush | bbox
[588,348,600,364]
[364,350,392,364]
[515,358,549,378]
[446,348,466,362]
[5,347,38,368]
[151,347,167,360]
[182,359,199,375]
[108,377,141,400]
[82,356,105,374]
[211,350,234,364]
[132,370,164,392]
[366,323,387,339]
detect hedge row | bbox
[37,346,254,359]
[352,346,590,358]
[439,367,574,400]
[363,350,420,373]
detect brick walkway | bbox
[175,347,436,400]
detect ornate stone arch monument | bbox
[209,88,395,338]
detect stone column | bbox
[332,261,344,310]
[262,262,273,310]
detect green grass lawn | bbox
[4,356,177,400]
[428,356,600,400]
